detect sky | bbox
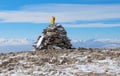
[0,0,120,40]
[0,0,120,51]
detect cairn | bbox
[33,16,72,50]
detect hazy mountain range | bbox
[0,38,120,53]
[71,39,120,48]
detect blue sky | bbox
[0,0,120,41]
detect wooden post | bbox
[50,16,55,25]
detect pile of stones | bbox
[33,24,72,50]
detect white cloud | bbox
[63,23,120,27]
[0,4,120,25]
[94,39,120,43]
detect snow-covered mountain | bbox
[71,39,120,48]
[0,38,120,53]
[0,38,34,53]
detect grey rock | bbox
[33,24,72,50]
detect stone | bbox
[33,23,72,50]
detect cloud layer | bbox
[0,4,120,27]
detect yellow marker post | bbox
[50,16,55,25]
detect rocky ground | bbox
[0,48,120,76]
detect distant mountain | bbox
[0,45,33,53]
[0,38,34,53]
[0,38,33,46]
[71,39,120,48]
[0,38,120,53]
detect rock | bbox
[33,23,72,50]
[1,60,9,67]
[0,49,120,76]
